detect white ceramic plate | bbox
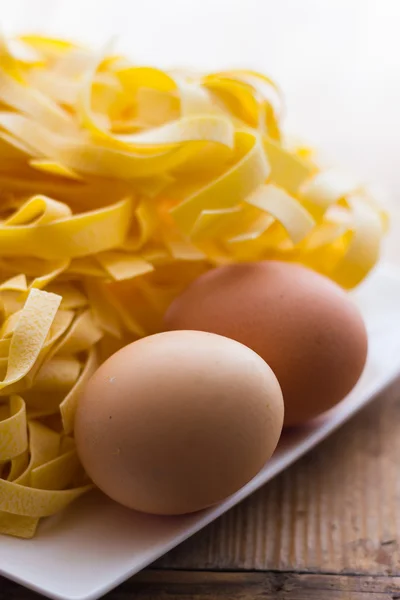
[1,262,400,600]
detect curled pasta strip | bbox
[0,396,27,461]
[0,32,387,538]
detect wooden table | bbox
[2,1,400,598]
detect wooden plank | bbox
[95,571,400,599]
[156,379,400,574]
[2,572,400,599]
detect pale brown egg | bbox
[75,330,284,514]
[164,261,368,427]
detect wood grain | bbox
[2,571,400,600]
[122,571,400,599]
[155,379,400,575]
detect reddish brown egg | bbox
[164,261,368,426]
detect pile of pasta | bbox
[0,33,386,538]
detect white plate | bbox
[1,262,400,600]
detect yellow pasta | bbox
[0,32,387,538]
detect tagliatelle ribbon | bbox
[0,32,387,539]
[0,196,133,259]
[0,396,27,461]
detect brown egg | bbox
[75,330,283,514]
[164,261,368,426]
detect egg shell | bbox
[75,330,284,514]
[164,261,368,426]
